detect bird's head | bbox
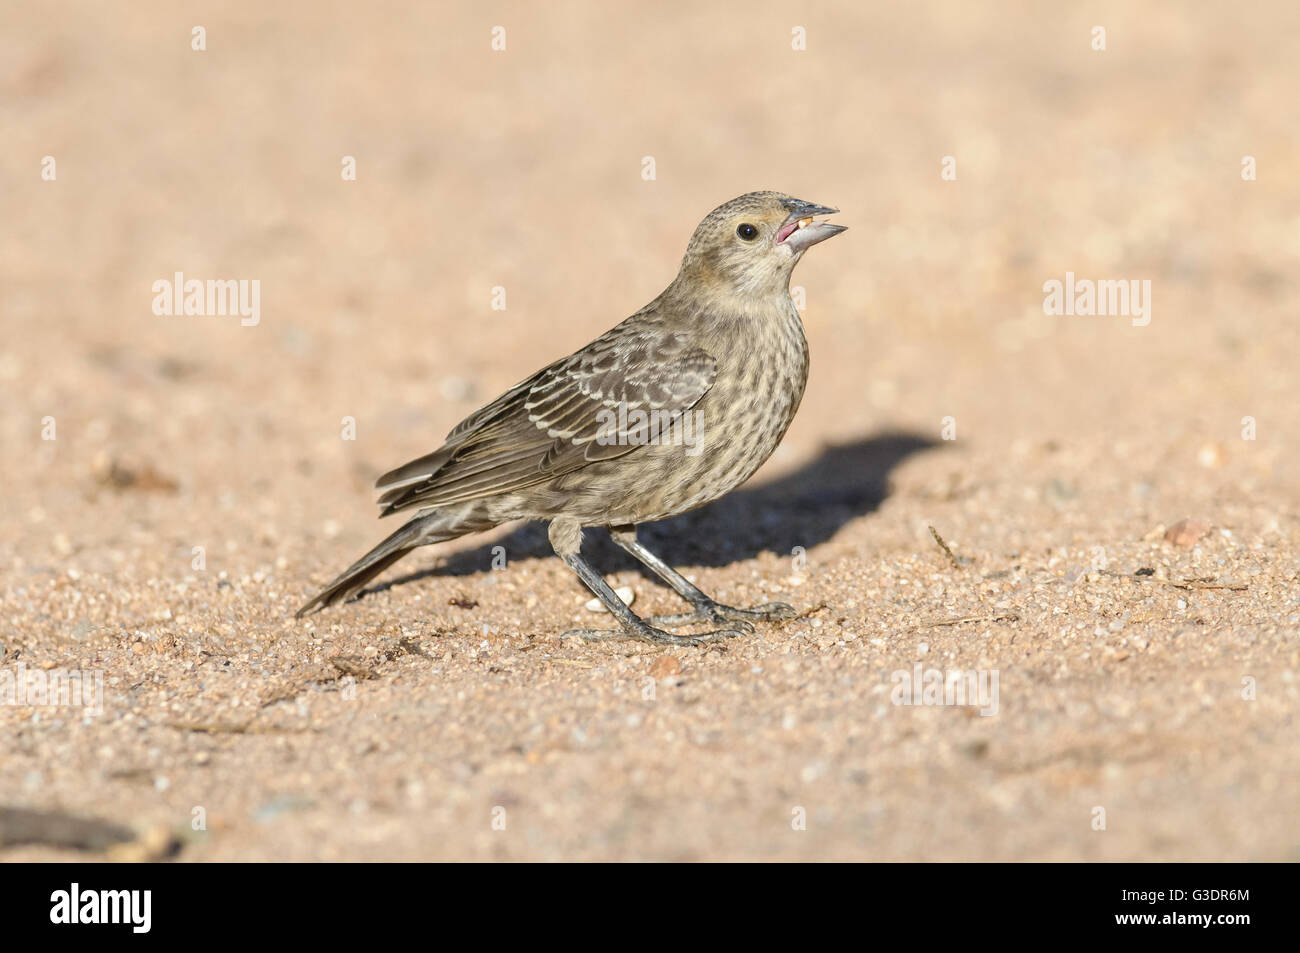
[675,191,846,298]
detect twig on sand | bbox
[910,612,1020,631]
[0,806,136,851]
[792,601,830,620]
[1107,570,1249,592]
[1169,578,1249,591]
[164,720,313,734]
[928,525,964,570]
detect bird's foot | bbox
[648,600,797,631]
[561,621,748,647]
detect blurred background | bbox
[2,1,1298,861]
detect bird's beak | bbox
[776,201,847,252]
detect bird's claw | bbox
[744,601,799,621]
[645,612,756,633]
[649,600,797,630]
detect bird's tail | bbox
[295,510,482,617]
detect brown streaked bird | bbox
[297,191,846,644]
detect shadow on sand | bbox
[366,431,937,600]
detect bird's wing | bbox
[373,318,717,516]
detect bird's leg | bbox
[558,552,748,646]
[549,520,747,646]
[608,525,797,631]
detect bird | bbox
[296,191,846,645]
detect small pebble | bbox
[649,655,681,678]
[1164,518,1209,548]
[585,586,635,612]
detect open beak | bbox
[776,200,847,253]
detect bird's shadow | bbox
[371,431,937,597]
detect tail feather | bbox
[295,517,444,617]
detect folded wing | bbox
[374,314,717,517]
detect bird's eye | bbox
[736,223,759,241]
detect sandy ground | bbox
[2,1,1299,861]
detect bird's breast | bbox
[706,304,809,451]
[535,301,811,526]
[650,302,809,514]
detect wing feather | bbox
[374,313,717,517]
